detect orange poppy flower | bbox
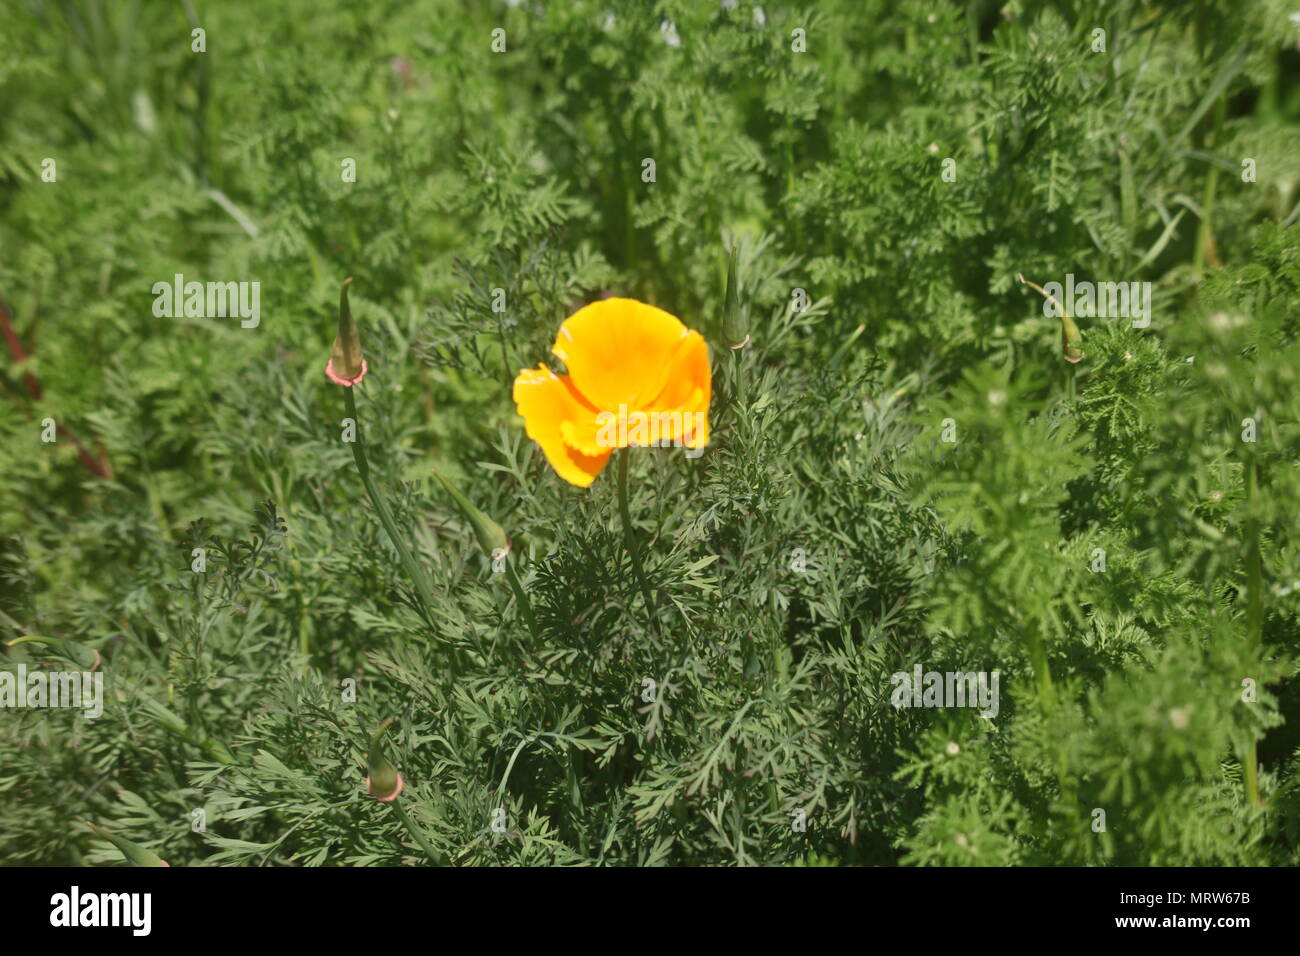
[512,298,711,487]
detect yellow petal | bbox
[552,298,690,411]
[561,415,615,455]
[512,365,613,487]
[643,329,711,448]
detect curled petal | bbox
[513,365,613,487]
[642,330,711,448]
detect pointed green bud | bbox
[137,696,237,765]
[723,245,749,349]
[828,323,866,369]
[326,277,367,386]
[433,469,509,558]
[366,717,404,802]
[1060,313,1084,364]
[1018,273,1083,364]
[137,695,188,736]
[84,822,170,867]
[6,635,101,671]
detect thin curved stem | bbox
[616,448,658,633]
[504,558,541,643]
[343,387,440,627]
[1243,456,1264,807]
[391,800,444,866]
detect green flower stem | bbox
[1028,627,1055,705]
[1194,95,1226,275]
[298,610,310,676]
[342,387,440,627]
[732,347,748,410]
[616,447,658,633]
[1242,720,1261,809]
[289,551,311,676]
[390,800,444,866]
[503,557,541,643]
[1028,625,1072,804]
[1243,456,1264,807]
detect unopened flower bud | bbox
[326,277,368,386]
[84,822,170,867]
[723,245,749,349]
[1059,313,1084,364]
[1018,273,1083,364]
[433,470,509,558]
[6,635,101,671]
[366,717,404,802]
[136,696,237,765]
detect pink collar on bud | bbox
[326,358,368,387]
[366,773,404,802]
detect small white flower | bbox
[661,20,681,47]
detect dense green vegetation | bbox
[2,0,1299,866]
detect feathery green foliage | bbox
[2,0,1299,866]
